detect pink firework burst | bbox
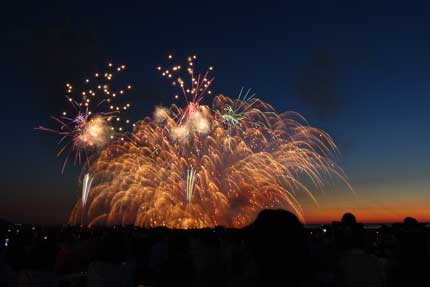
[35,62,134,173]
[157,54,214,124]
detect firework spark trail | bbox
[82,173,94,208]
[35,63,134,173]
[81,172,94,226]
[69,94,351,228]
[186,168,198,202]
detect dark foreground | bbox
[1,210,429,287]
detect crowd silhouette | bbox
[0,210,429,286]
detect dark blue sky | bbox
[1,1,429,223]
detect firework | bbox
[81,172,94,226]
[63,55,351,228]
[69,94,351,228]
[185,168,198,202]
[220,87,256,125]
[153,106,170,124]
[157,54,214,124]
[82,173,94,208]
[35,63,134,173]
[218,87,259,148]
[170,108,211,143]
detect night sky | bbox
[1,1,429,224]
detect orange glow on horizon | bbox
[304,199,430,224]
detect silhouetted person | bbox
[250,209,306,286]
[55,234,80,274]
[156,232,193,287]
[336,213,384,287]
[335,212,364,252]
[388,217,428,287]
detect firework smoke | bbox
[76,116,111,149]
[153,106,170,123]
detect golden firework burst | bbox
[69,94,350,228]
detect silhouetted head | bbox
[341,212,356,226]
[251,209,305,285]
[336,213,365,250]
[251,208,304,252]
[403,216,418,226]
[253,209,303,237]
